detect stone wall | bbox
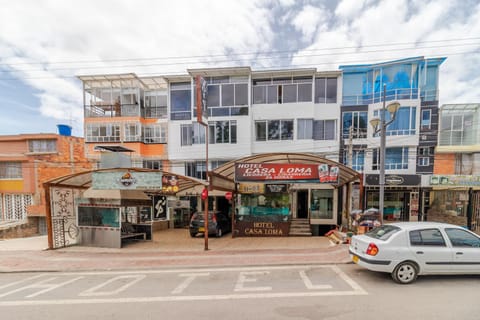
[0,217,40,239]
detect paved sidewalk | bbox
[0,230,351,273]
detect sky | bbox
[0,0,479,137]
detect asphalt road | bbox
[0,264,479,320]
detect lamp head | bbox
[386,102,400,118]
[370,117,380,130]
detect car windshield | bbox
[366,225,401,240]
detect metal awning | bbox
[44,168,208,194]
[209,152,360,190]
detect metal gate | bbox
[51,188,80,249]
[473,191,480,234]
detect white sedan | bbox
[349,222,480,284]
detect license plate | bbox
[352,255,359,264]
[198,227,205,232]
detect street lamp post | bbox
[370,84,400,224]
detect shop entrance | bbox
[297,190,309,219]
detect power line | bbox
[3,42,480,74]
[2,37,479,67]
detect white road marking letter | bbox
[234,271,272,292]
[0,277,83,298]
[171,273,210,294]
[299,270,332,290]
[79,275,145,297]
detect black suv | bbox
[189,211,231,237]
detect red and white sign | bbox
[234,163,339,183]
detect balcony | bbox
[343,88,439,106]
[85,103,141,118]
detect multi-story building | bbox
[79,74,169,171]
[78,56,446,226]
[0,130,91,237]
[429,103,480,231]
[168,67,342,179]
[339,56,445,222]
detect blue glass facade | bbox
[340,57,446,105]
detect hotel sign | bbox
[235,221,289,237]
[235,163,339,183]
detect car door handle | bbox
[456,252,463,255]
[416,251,424,254]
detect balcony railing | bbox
[343,88,439,106]
[85,104,141,118]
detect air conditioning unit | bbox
[421,135,427,141]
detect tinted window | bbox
[445,228,480,247]
[409,229,446,246]
[366,225,400,240]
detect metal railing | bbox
[343,88,438,105]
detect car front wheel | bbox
[392,261,418,284]
[190,232,196,238]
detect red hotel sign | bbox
[235,163,338,183]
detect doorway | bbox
[297,190,309,219]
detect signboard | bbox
[153,196,167,220]
[365,174,420,186]
[235,163,339,183]
[430,175,480,186]
[196,75,208,124]
[265,184,288,193]
[161,175,180,194]
[238,183,265,194]
[92,172,163,190]
[234,221,290,237]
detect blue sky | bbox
[0,0,479,137]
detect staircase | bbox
[288,218,312,236]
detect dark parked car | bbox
[189,211,231,237]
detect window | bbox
[180,122,205,146]
[145,90,167,119]
[409,229,446,246]
[421,109,431,129]
[343,150,365,171]
[203,76,248,117]
[86,124,120,142]
[255,120,293,141]
[0,162,22,179]
[439,112,475,146]
[418,147,433,156]
[143,160,162,170]
[297,119,313,139]
[252,77,312,104]
[373,106,416,136]
[185,161,206,179]
[143,124,167,144]
[170,82,192,120]
[124,123,141,142]
[313,120,336,140]
[208,120,237,144]
[315,77,337,103]
[28,139,57,153]
[418,157,429,166]
[445,228,480,247]
[342,111,367,138]
[372,147,409,170]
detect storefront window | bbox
[237,193,290,222]
[78,207,120,228]
[366,192,405,221]
[310,189,333,219]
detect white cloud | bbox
[291,5,328,42]
[0,0,480,136]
